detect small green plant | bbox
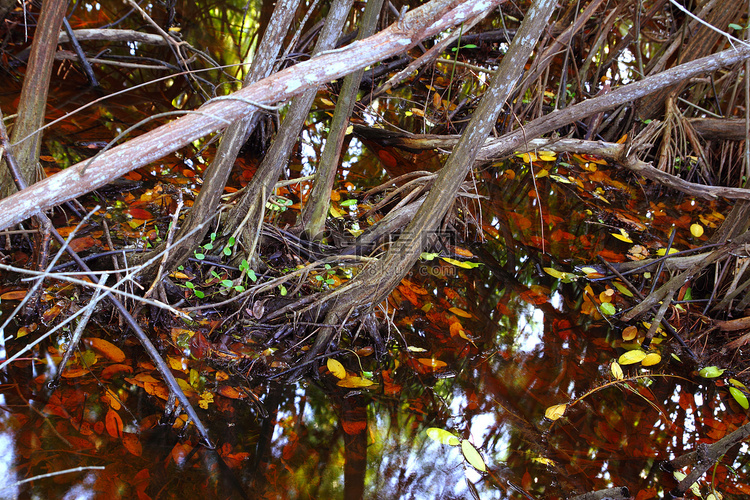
[316,264,336,286]
[194,232,217,260]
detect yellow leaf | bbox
[407,346,427,352]
[642,352,661,366]
[618,350,647,365]
[319,98,334,106]
[441,257,475,269]
[535,169,549,178]
[538,151,557,161]
[448,307,472,318]
[690,223,704,237]
[517,152,538,163]
[327,358,347,379]
[611,361,624,380]
[656,248,679,256]
[611,229,633,243]
[545,403,567,420]
[532,457,556,466]
[336,376,375,388]
[543,267,566,279]
[461,440,487,472]
[426,428,460,446]
[329,206,344,219]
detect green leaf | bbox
[194,290,205,298]
[234,285,245,292]
[223,246,232,256]
[239,259,249,272]
[420,252,439,261]
[221,280,233,288]
[279,284,287,296]
[600,302,616,315]
[612,281,634,297]
[202,242,213,250]
[461,440,487,472]
[340,199,357,207]
[728,23,743,30]
[729,387,749,409]
[185,282,195,289]
[227,236,236,246]
[247,269,257,282]
[426,427,460,446]
[194,252,205,260]
[699,366,725,378]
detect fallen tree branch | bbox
[0,0,505,230]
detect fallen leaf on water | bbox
[337,376,375,388]
[461,440,487,472]
[642,352,661,366]
[611,361,624,380]
[85,338,126,363]
[1,290,27,300]
[327,358,347,379]
[545,403,567,420]
[417,358,448,369]
[618,350,647,365]
[426,428,460,446]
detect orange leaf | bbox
[105,408,123,438]
[85,338,126,363]
[417,358,448,370]
[218,386,243,399]
[122,432,143,457]
[1,290,27,300]
[100,363,132,379]
[127,208,152,219]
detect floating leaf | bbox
[600,302,616,315]
[543,267,566,279]
[612,281,634,297]
[1,290,27,300]
[656,248,679,256]
[85,338,126,363]
[417,358,448,369]
[730,378,748,390]
[426,427,460,446]
[461,440,487,472]
[622,326,638,341]
[538,151,557,161]
[699,366,725,378]
[105,408,123,438]
[729,387,749,409]
[611,229,633,243]
[327,358,347,379]
[448,307,472,318]
[545,403,567,420]
[619,350,647,365]
[611,361,624,380]
[690,223,704,237]
[642,352,661,366]
[337,376,375,388]
[532,457,555,466]
[441,257,480,269]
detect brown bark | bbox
[0,0,504,231]
[303,0,558,361]
[636,0,745,121]
[0,0,68,199]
